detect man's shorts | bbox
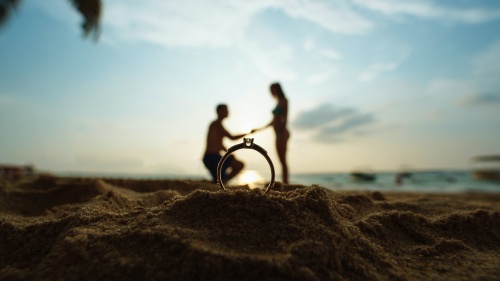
[203,153,234,183]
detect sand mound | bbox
[1,177,499,280]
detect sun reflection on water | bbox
[235,170,266,189]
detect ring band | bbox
[217,138,275,192]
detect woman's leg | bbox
[276,131,289,184]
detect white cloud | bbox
[243,42,297,81]
[100,0,372,48]
[103,0,263,48]
[358,49,410,82]
[352,0,500,24]
[358,61,398,82]
[279,0,373,35]
[32,0,369,83]
[302,38,342,60]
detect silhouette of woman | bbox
[254,82,290,183]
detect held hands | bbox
[250,128,263,134]
[247,125,268,136]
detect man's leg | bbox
[202,154,219,183]
[224,157,244,183]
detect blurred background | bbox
[1,0,499,190]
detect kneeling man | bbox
[203,104,253,183]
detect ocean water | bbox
[55,170,500,193]
[290,171,500,193]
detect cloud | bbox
[35,0,500,51]
[424,76,500,109]
[293,104,354,128]
[472,40,500,91]
[458,40,500,107]
[427,40,500,108]
[103,1,260,48]
[352,0,500,24]
[460,92,500,107]
[279,0,373,35]
[303,38,342,60]
[319,113,375,140]
[293,103,376,142]
[302,38,342,84]
[96,0,373,48]
[242,42,297,80]
[358,61,399,82]
[358,49,410,82]
[426,79,476,97]
[32,0,368,82]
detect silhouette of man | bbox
[203,104,253,183]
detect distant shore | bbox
[1,175,499,280]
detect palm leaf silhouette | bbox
[69,0,102,40]
[0,0,21,29]
[0,0,102,40]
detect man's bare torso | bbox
[205,120,227,155]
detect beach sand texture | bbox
[1,176,499,280]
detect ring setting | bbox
[217,138,275,192]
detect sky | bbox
[1,0,499,179]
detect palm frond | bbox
[0,0,21,30]
[68,0,102,41]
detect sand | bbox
[1,175,499,280]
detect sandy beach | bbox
[1,175,499,280]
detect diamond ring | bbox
[217,138,275,192]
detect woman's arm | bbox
[252,120,273,133]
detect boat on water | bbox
[471,155,500,182]
[394,171,413,185]
[350,172,376,182]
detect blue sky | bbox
[1,0,499,178]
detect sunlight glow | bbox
[235,170,265,188]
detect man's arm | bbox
[220,124,249,140]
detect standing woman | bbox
[256,82,290,184]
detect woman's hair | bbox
[270,82,285,99]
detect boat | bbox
[350,172,376,182]
[471,155,500,182]
[394,171,413,185]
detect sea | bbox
[290,171,500,193]
[54,170,500,193]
